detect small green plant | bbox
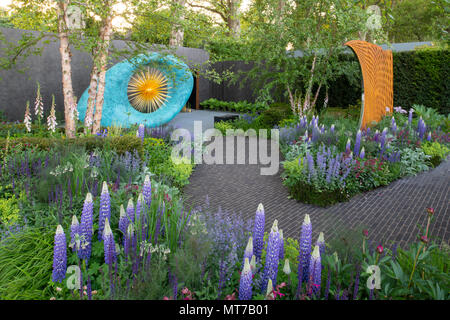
[0,186,20,226]
[421,141,450,167]
[214,121,234,135]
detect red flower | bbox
[362,229,368,237]
[420,236,429,244]
[376,245,384,254]
[427,208,434,216]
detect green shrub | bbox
[256,102,292,128]
[421,141,450,167]
[200,98,267,113]
[0,135,144,159]
[214,121,234,135]
[0,185,20,226]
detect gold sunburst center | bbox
[127,67,171,113]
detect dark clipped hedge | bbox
[0,135,144,158]
[393,49,449,115]
[322,49,449,114]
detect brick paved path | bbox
[183,137,449,249]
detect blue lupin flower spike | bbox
[52,225,67,283]
[79,193,94,262]
[253,203,265,262]
[98,182,111,241]
[239,258,253,300]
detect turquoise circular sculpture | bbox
[77,53,194,128]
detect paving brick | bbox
[183,138,450,248]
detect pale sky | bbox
[0,0,252,30]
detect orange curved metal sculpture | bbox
[345,40,393,129]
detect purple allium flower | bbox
[243,236,253,267]
[70,215,80,253]
[308,245,322,298]
[253,203,265,262]
[354,130,361,156]
[278,229,284,261]
[261,220,280,293]
[239,258,253,300]
[316,232,325,258]
[298,214,312,285]
[126,199,135,224]
[79,193,94,261]
[359,147,365,159]
[98,182,111,241]
[143,175,152,208]
[102,218,116,266]
[118,204,128,237]
[138,124,145,143]
[52,225,67,283]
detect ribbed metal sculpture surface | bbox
[345,40,393,129]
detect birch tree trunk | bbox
[84,47,99,133]
[169,0,186,47]
[57,0,76,138]
[227,0,241,38]
[92,13,113,134]
[302,54,317,113]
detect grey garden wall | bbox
[0,26,433,121]
[0,27,212,122]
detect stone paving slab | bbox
[182,137,449,249]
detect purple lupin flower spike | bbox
[143,175,152,209]
[126,199,135,224]
[138,124,145,143]
[346,138,351,153]
[103,218,116,266]
[118,204,128,238]
[136,193,143,222]
[79,193,94,262]
[261,220,280,293]
[316,232,325,259]
[253,203,265,262]
[354,130,361,157]
[239,258,253,300]
[243,236,253,267]
[359,147,365,160]
[278,229,284,261]
[427,132,431,141]
[70,215,80,254]
[308,245,322,298]
[98,182,111,241]
[330,124,335,134]
[298,214,312,285]
[124,223,134,259]
[52,225,67,283]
